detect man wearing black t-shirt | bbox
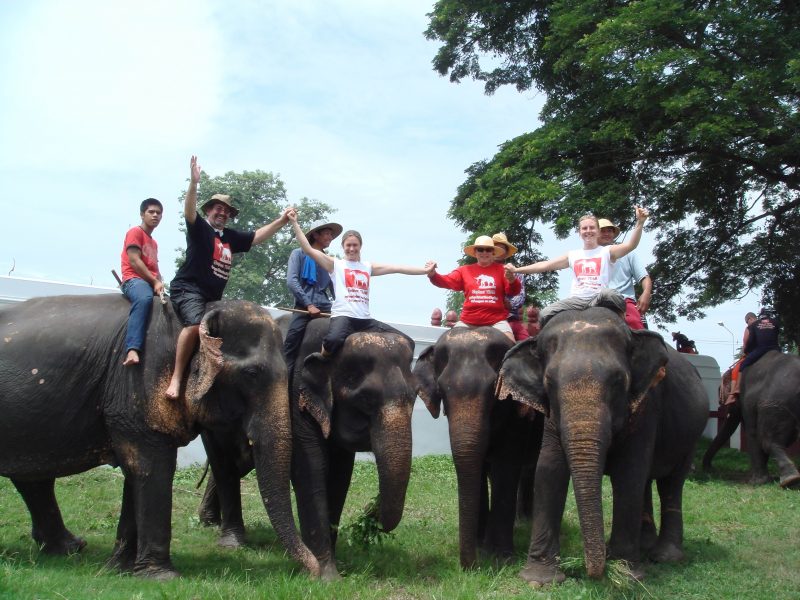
[166,155,292,400]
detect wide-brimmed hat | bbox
[464,235,504,258]
[305,219,343,243]
[597,218,620,237]
[491,232,518,257]
[201,193,239,218]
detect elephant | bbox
[497,307,707,584]
[0,295,319,579]
[737,351,800,488]
[413,326,543,569]
[290,317,418,581]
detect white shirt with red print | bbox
[567,246,612,299]
[331,258,372,319]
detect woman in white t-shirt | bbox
[506,206,649,327]
[288,210,435,357]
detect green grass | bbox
[1,440,799,599]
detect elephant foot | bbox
[36,530,87,555]
[134,564,180,581]
[198,508,221,527]
[779,473,800,489]
[519,560,566,587]
[748,473,772,486]
[319,559,342,582]
[217,528,246,549]
[624,560,646,581]
[107,541,136,573]
[648,541,684,563]
[639,527,658,553]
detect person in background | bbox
[120,198,164,366]
[492,232,528,341]
[726,308,781,403]
[166,155,293,400]
[597,218,652,330]
[444,310,458,328]
[526,305,542,338]
[672,331,698,354]
[427,235,520,342]
[723,311,758,405]
[431,308,443,327]
[283,219,342,379]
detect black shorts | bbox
[170,284,209,326]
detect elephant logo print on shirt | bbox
[574,258,600,277]
[345,269,370,289]
[214,238,233,265]
[476,274,496,289]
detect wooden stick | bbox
[276,306,331,317]
[111,269,123,287]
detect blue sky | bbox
[0,0,757,371]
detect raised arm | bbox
[506,254,569,276]
[372,260,436,276]
[253,207,291,246]
[184,155,201,225]
[288,210,335,272]
[609,206,649,260]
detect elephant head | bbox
[299,329,417,533]
[414,326,516,568]
[497,307,667,578]
[183,301,320,577]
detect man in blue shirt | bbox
[598,218,652,330]
[283,219,342,378]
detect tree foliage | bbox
[174,169,335,307]
[426,0,800,347]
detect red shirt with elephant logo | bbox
[429,263,520,326]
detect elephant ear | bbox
[495,337,548,417]
[413,345,442,418]
[298,354,333,438]
[628,329,669,416]
[186,312,224,405]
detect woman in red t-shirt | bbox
[427,235,520,342]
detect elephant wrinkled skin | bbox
[0,295,319,579]
[497,307,707,585]
[414,327,543,569]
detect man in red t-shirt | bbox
[120,198,164,366]
[427,235,520,342]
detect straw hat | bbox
[491,232,518,257]
[597,218,620,237]
[201,193,239,218]
[464,235,504,258]
[304,219,343,243]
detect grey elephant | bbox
[0,295,319,579]
[497,307,707,584]
[414,327,543,569]
[737,351,800,488]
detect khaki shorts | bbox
[454,319,513,335]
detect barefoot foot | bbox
[123,350,140,366]
[165,378,181,400]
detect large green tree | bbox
[426,0,800,347]
[175,169,335,307]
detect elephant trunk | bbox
[371,401,413,532]
[560,380,609,579]
[447,398,490,569]
[251,382,321,578]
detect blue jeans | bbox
[122,278,154,352]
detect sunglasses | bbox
[475,247,495,253]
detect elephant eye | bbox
[241,365,261,378]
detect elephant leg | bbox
[108,477,137,572]
[11,478,86,555]
[476,464,489,553]
[116,441,179,580]
[520,424,569,587]
[516,464,535,521]
[649,460,692,563]
[607,447,651,578]
[744,420,772,485]
[639,480,657,552]
[327,444,355,553]
[702,404,741,471]
[483,461,522,562]
[198,471,222,526]
[762,421,800,488]
[291,411,339,581]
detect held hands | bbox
[504,263,517,281]
[280,206,295,224]
[424,260,437,276]
[190,155,201,185]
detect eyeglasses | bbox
[475,247,495,253]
